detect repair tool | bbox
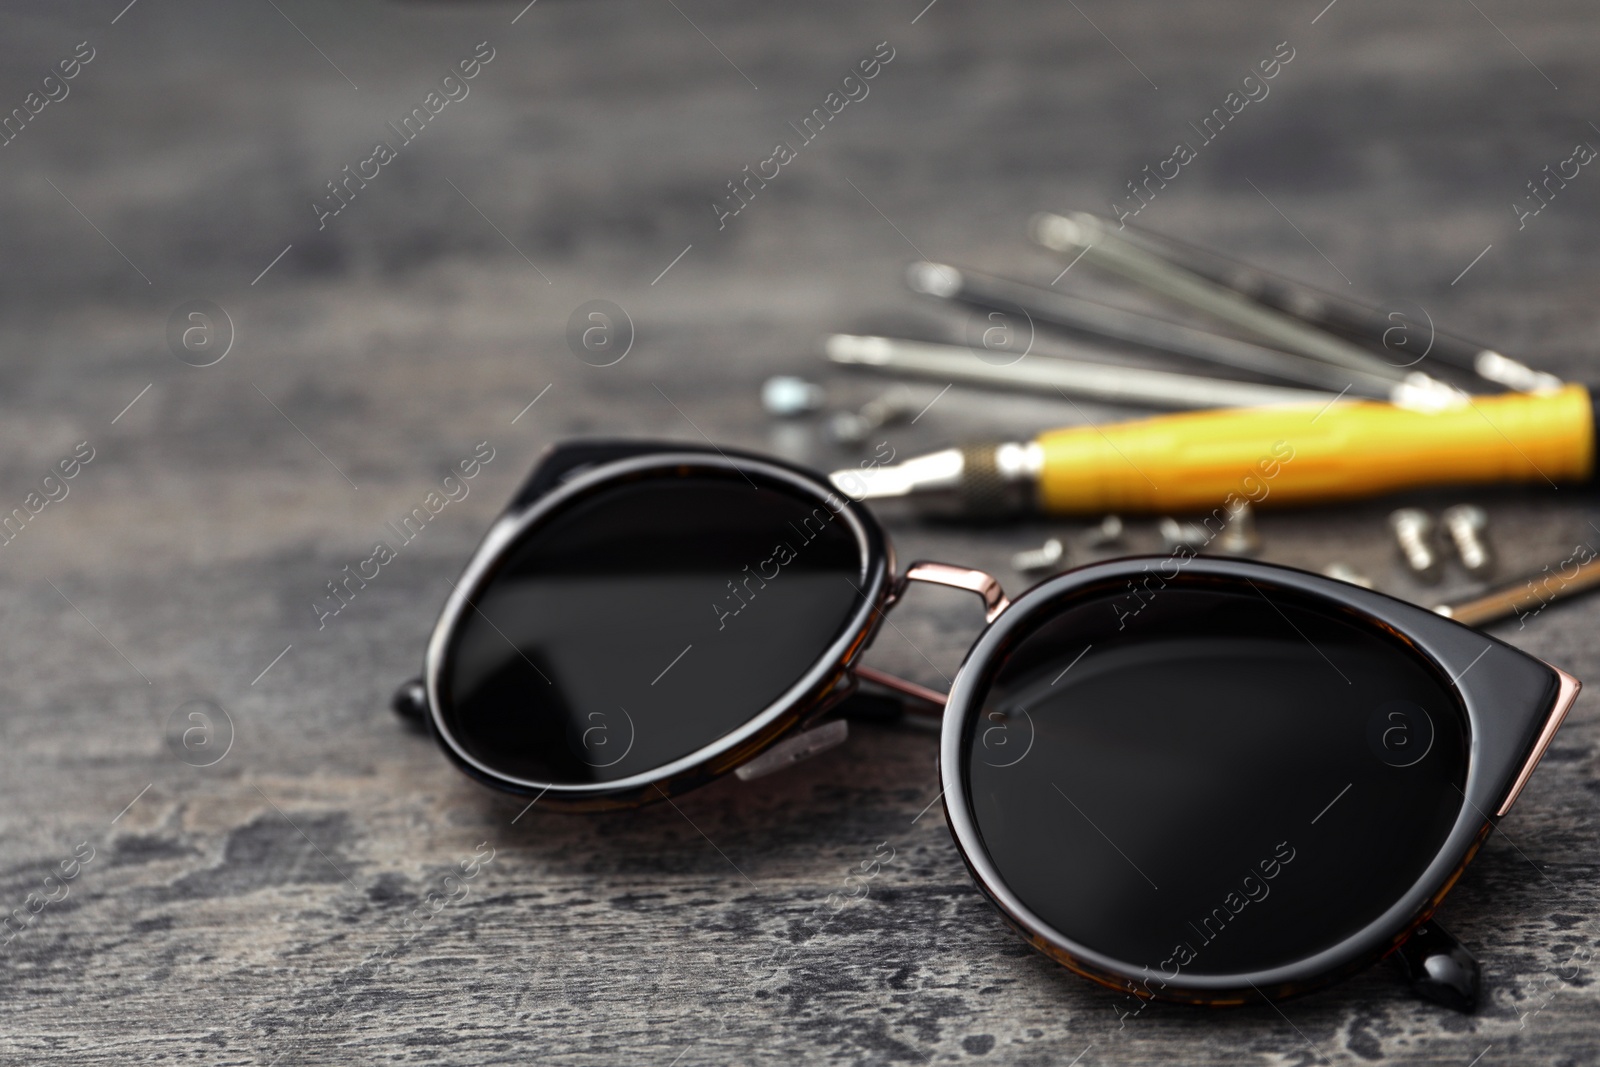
[906,261,1418,403]
[1106,216,1564,394]
[829,384,1594,516]
[1031,212,1464,409]
[825,333,1334,410]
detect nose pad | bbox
[735,720,850,781]
[1393,922,1480,1012]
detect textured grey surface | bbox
[1,0,1598,1063]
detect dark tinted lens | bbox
[441,466,865,785]
[962,578,1467,978]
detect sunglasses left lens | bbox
[435,463,869,789]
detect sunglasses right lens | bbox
[960,578,1468,981]
[436,464,869,789]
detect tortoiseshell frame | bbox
[400,440,1580,1007]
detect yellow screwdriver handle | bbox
[1035,384,1595,513]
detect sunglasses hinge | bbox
[898,561,1010,622]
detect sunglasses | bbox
[391,439,1579,1012]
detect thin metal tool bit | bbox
[907,261,1404,401]
[1435,550,1600,628]
[1106,217,1563,393]
[825,333,1335,410]
[1030,212,1464,408]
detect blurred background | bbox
[2,1,1598,1063]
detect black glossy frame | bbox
[396,439,1580,1010]
[410,440,897,812]
[937,557,1577,1007]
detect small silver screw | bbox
[1085,514,1124,548]
[1440,504,1494,577]
[1159,517,1208,553]
[761,376,825,416]
[1389,508,1441,583]
[1216,502,1261,556]
[827,386,918,445]
[1012,537,1066,574]
[1322,562,1375,589]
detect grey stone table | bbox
[1,0,1597,1063]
